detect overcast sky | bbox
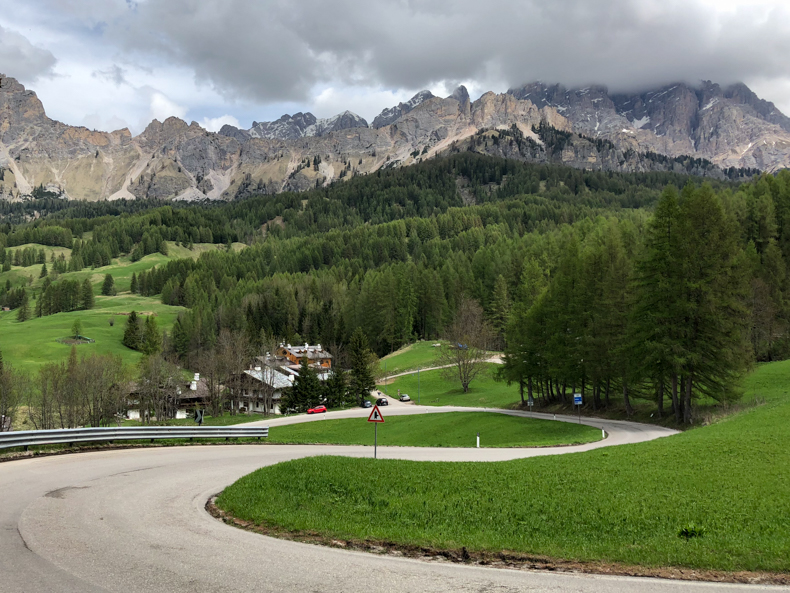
[0,0,789,135]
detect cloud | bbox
[0,25,56,82]
[4,0,790,129]
[92,64,128,86]
[82,112,130,132]
[199,114,240,132]
[86,0,790,101]
[148,91,187,122]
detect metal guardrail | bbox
[0,426,269,451]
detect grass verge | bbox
[377,364,521,409]
[267,412,601,448]
[216,360,790,577]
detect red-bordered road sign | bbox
[368,405,385,423]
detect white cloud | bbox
[0,24,56,82]
[149,91,187,122]
[2,0,790,133]
[82,112,130,132]
[199,114,240,132]
[311,86,415,121]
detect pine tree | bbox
[101,274,116,296]
[141,315,162,355]
[122,311,142,350]
[39,263,48,279]
[348,328,376,405]
[130,273,138,294]
[81,279,95,310]
[323,367,348,408]
[16,290,29,322]
[489,274,511,344]
[291,356,321,411]
[71,318,82,339]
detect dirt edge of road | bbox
[207,497,789,586]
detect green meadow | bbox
[377,363,522,409]
[267,412,601,448]
[217,360,790,574]
[0,241,245,373]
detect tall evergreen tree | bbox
[141,315,162,355]
[39,263,48,278]
[101,274,116,296]
[489,274,511,345]
[130,273,138,294]
[348,328,376,405]
[122,311,143,350]
[81,278,95,310]
[323,366,348,408]
[291,356,321,411]
[15,290,29,322]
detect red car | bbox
[307,405,327,414]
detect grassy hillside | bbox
[1,241,245,293]
[0,241,247,373]
[217,360,790,574]
[267,412,601,448]
[379,341,442,376]
[0,294,184,373]
[377,364,522,408]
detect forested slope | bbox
[2,153,790,423]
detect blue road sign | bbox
[574,393,582,406]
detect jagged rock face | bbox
[508,81,790,171]
[0,73,787,202]
[247,110,368,140]
[448,85,470,105]
[372,90,435,128]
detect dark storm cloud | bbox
[0,25,57,82]
[40,0,790,100]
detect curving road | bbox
[2,408,785,593]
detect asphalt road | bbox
[2,409,785,593]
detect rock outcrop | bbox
[372,90,435,128]
[508,81,790,172]
[0,73,787,202]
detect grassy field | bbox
[0,241,248,374]
[267,412,601,448]
[1,241,244,294]
[0,294,184,374]
[379,341,442,376]
[377,364,521,409]
[216,360,790,574]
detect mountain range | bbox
[0,74,787,202]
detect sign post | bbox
[573,393,582,423]
[527,395,534,417]
[368,405,385,458]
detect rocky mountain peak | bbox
[448,85,470,105]
[247,110,368,140]
[372,90,435,128]
[0,74,786,203]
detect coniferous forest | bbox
[2,153,790,423]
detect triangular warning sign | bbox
[367,405,385,423]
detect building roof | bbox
[280,343,332,361]
[243,368,293,390]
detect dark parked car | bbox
[362,400,373,408]
[376,397,389,406]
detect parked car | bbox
[376,397,389,406]
[362,400,373,408]
[399,393,411,402]
[307,405,327,414]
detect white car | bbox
[399,393,411,402]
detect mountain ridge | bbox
[0,74,786,202]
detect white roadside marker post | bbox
[476,431,480,448]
